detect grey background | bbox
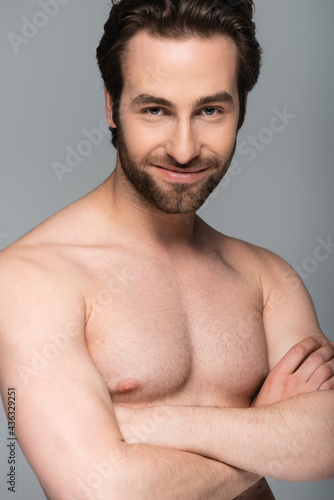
[0,0,333,498]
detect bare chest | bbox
[85,251,268,407]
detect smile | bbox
[152,164,209,183]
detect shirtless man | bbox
[0,1,334,499]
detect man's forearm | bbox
[108,442,261,500]
[123,391,334,482]
[44,440,260,500]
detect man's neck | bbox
[100,170,202,252]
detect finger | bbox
[272,336,323,375]
[306,358,334,391]
[319,375,334,391]
[296,342,334,383]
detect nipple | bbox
[113,378,140,394]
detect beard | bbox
[117,123,236,215]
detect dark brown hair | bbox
[96,0,262,149]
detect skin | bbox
[113,34,239,216]
[114,337,334,481]
[0,31,333,500]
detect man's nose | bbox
[164,119,201,165]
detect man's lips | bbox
[151,164,210,183]
[153,164,208,174]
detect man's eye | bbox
[201,107,222,116]
[145,107,163,116]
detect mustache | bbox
[144,140,237,171]
[144,154,222,171]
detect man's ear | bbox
[104,87,117,128]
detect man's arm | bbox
[0,252,262,500]
[114,252,334,482]
[115,336,334,482]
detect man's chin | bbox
[148,191,211,215]
[118,149,227,214]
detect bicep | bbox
[261,253,329,370]
[0,261,123,499]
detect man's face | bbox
[107,32,240,214]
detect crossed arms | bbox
[115,336,334,482]
[0,249,333,500]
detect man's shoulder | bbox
[222,234,291,269]
[202,221,299,286]
[0,241,85,310]
[0,185,102,273]
[0,184,116,331]
[0,221,76,289]
[0,198,91,312]
[0,241,87,354]
[204,223,283,267]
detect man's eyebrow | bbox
[131,91,234,109]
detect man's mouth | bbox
[153,164,208,174]
[151,164,210,183]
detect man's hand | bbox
[251,336,334,407]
